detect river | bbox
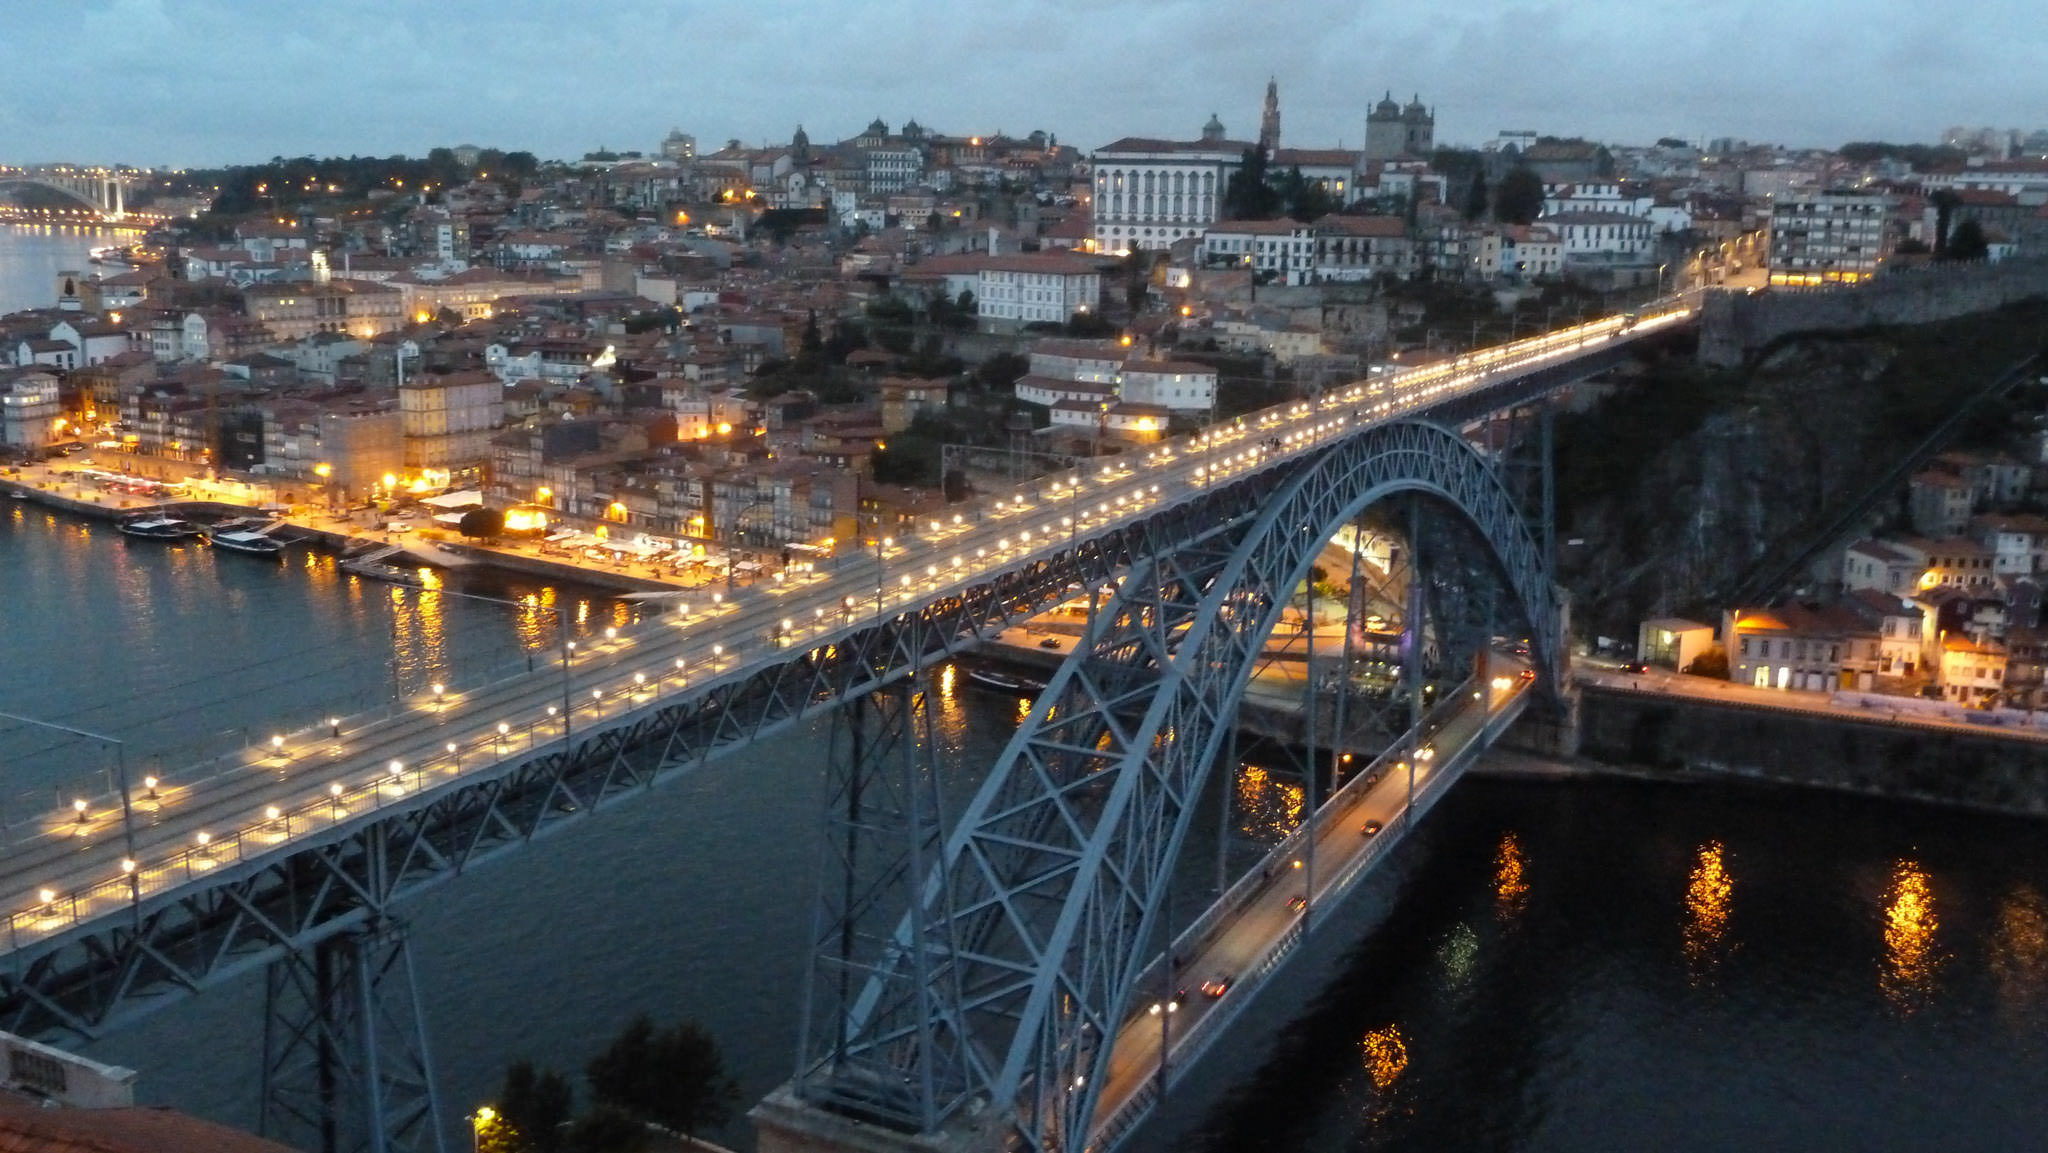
[4,505,2047,1150]
[0,223,143,316]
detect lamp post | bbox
[0,710,135,864]
[416,587,574,749]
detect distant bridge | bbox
[0,165,136,221]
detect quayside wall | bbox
[1573,684,2048,816]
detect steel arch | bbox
[828,420,1558,1148]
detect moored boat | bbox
[118,514,201,540]
[208,527,285,555]
[965,666,1048,695]
[340,556,426,588]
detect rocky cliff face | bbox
[1554,303,2048,638]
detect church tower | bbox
[1258,78,1281,156]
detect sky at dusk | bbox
[5,0,2044,168]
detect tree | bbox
[796,309,824,370]
[1945,218,1991,262]
[976,351,1029,388]
[459,507,506,540]
[585,1016,739,1139]
[562,1106,649,1153]
[494,1061,574,1153]
[1931,189,1959,256]
[1124,249,1152,313]
[1493,165,1544,225]
[1222,147,1281,220]
[1065,310,1116,338]
[1461,169,1488,221]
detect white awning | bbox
[421,489,484,510]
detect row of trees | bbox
[1223,146,1550,228]
[178,147,541,216]
[481,1015,739,1153]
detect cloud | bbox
[4,0,2045,166]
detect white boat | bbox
[209,527,285,555]
[119,514,201,540]
[966,667,1048,696]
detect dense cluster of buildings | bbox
[5,86,2046,564]
[1644,445,2048,710]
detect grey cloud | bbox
[6,0,2046,166]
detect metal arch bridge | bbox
[0,165,134,220]
[792,420,1559,1152]
[0,302,1697,1152]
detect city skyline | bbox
[4,0,2044,168]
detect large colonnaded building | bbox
[1090,87,1434,255]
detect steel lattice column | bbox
[260,917,445,1153]
[796,676,969,1133]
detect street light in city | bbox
[0,710,136,865]
[415,587,576,749]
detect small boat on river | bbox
[119,514,201,540]
[966,666,1048,695]
[208,526,285,556]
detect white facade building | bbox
[1767,191,1892,286]
[975,256,1102,326]
[1091,131,1249,253]
[1201,219,1316,285]
[1542,211,1655,260]
[1,371,61,450]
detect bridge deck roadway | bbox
[0,306,1690,963]
[1089,670,1536,1148]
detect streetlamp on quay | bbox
[0,710,135,865]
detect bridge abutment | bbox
[752,1085,1007,1153]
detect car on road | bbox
[1199,973,1232,999]
[1619,661,1649,674]
[1286,894,1308,912]
[1038,637,1061,649]
[1518,668,1537,681]
[1360,819,1383,836]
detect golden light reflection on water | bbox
[1235,763,1304,842]
[1989,884,2048,1018]
[1494,833,1528,918]
[1881,859,1942,1011]
[1684,841,1735,975]
[1360,1025,1408,1090]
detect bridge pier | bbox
[753,1083,1005,1153]
[260,915,445,1153]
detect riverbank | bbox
[1478,683,2048,820]
[0,470,679,595]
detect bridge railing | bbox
[0,300,1688,953]
[1095,678,1534,1149]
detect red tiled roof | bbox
[0,1097,296,1153]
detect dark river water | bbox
[4,503,2046,1151]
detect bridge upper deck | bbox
[0,302,1696,966]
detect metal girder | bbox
[795,675,969,1132]
[818,420,1559,1150]
[260,916,444,1153]
[0,477,1270,1047]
